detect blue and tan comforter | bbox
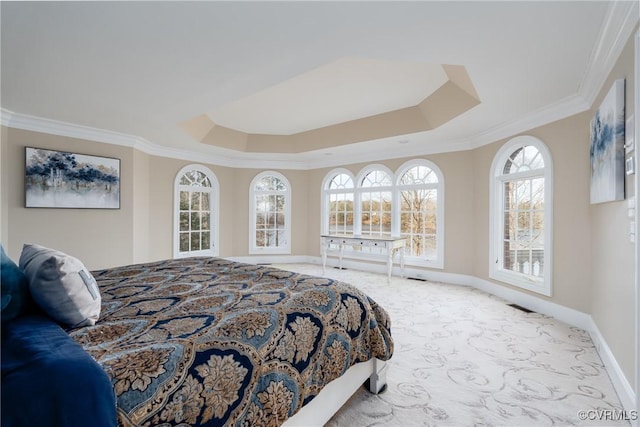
[70,257,393,427]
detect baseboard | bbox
[227,255,316,265]
[588,319,637,415]
[259,255,636,415]
[472,277,636,415]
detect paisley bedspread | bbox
[69,257,393,427]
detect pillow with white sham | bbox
[19,243,101,328]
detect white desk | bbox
[321,234,406,283]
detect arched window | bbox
[490,136,553,296]
[321,161,445,268]
[173,165,219,258]
[356,166,393,239]
[396,159,444,267]
[322,169,355,235]
[250,171,291,254]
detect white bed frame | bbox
[282,358,388,427]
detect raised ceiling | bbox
[1,1,638,168]
[208,58,455,135]
[184,60,480,153]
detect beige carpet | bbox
[273,263,628,427]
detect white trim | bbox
[173,164,219,259]
[320,161,445,269]
[355,164,394,237]
[249,171,292,255]
[227,255,316,265]
[635,27,640,425]
[321,168,356,236]
[281,359,381,427]
[579,1,640,108]
[489,136,554,297]
[589,318,637,415]
[475,274,636,415]
[0,5,636,171]
[276,255,635,414]
[469,94,590,150]
[395,159,445,269]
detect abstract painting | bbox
[25,147,120,209]
[590,79,625,204]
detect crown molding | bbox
[1,2,637,170]
[0,107,474,169]
[1,109,139,148]
[469,94,591,149]
[579,0,640,107]
[0,108,317,170]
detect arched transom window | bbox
[358,167,393,238]
[250,171,291,254]
[325,171,355,235]
[397,161,443,264]
[322,160,444,268]
[174,165,219,258]
[490,136,553,296]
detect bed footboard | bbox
[282,358,388,427]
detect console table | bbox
[321,234,407,284]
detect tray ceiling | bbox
[1,1,637,168]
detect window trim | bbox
[321,168,355,235]
[173,164,219,259]
[395,159,445,269]
[321,160,445,269]
[489,135,553,296]
[355,164,394,237]
[249,171,292,255]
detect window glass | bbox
[174,166,217,258]
[398,165,440,261]
[491,138,552,296]
[322,162,443,266]
[250,172,291,253]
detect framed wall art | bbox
[25,147,121,209]
[590,79,626,204]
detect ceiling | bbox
[1,1,638,169]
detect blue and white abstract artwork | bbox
[25,147,120,209]
[590,79,625,204]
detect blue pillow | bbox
[1,245,29,322]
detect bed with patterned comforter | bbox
[68,257,393,427]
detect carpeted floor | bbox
[273,263,628,427]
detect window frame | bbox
[355,164,395,238]
[249,171,292,255]
[173,164,219,259]
[321,168,355,236]
[489,135,553,296]
[321,161,444,269]
[395,159,445,269]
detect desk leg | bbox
[321,240,327,275]
[387,247,393,284]
[400,246,405,278]
[338,244,344,270]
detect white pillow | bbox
[19,243,101,328]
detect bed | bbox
[45,256,393,426]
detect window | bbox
[396,160,444,267]
[321,161,444,267]
[250,171,291,254]
[490,136,553,296]
[357,166,393,239]
[323,169,355,235]
[173,165,219,258]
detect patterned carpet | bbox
[273,264,628,427]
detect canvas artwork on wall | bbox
[589,79,626,204]
[25,147,120,209]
